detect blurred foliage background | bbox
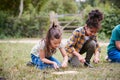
[0,0,120,39]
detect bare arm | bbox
[39,49,54,64]
[93,35,100,63]
[39,49,59,69]
[59,48,68,68]
[93,48,100,63]
[115,41,120,50]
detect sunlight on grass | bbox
[0,43,120,80]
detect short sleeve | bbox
[39,40,45,49]
[30,40,45,56]
[111,26,120,41]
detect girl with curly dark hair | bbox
[65,9,103,67]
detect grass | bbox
[0,42,120,80]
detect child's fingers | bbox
[61,63,67,68]
[53,63,59,69]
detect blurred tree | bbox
[41,0,78,14]
[86,0,96,7]
[97,0,120,9]
[18,0,24,18]
[0,0,31,15]
[0,0,19,14]
[31,0,49,12]
[110,0,120,8]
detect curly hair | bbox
[86,9,103,29]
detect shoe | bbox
[84,62,93,68]
[84,61,89,67]
[68,59,71,63]
[105,56,111,62]
[26,61,35,67]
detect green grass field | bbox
[0,42,120,80]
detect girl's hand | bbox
[93,57,99,64]
[73,51,85,63]
[61,61,68,68]
[93,51,100,64]
[78,56,85,63]
[53,62,59,70]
